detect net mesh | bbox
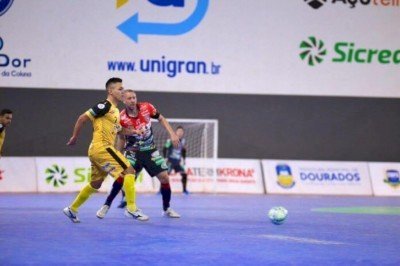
[151,119,217,159]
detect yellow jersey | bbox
[85,100,121,147]
[0,125,5,155]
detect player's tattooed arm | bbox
[158,115,180,148]
[66,113,90,146]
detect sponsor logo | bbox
[276,164,296,188]
[304,0,400,9]
[384,169,400,187]
[0,36,32,77]
[298,167,361,184]
[116,0,209,43]
[107,56,221,78]
[300,36,400,66]
[304,0,327,9]
[300,36,327,66]
[45,165,68,187]
[110,1,220,78]
[45,164,92,187]
[0,0,13,16]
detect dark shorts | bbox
[125,148,168,177]
[167,159,185,174]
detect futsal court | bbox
[1,193,399,265]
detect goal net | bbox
[148,118,219,193]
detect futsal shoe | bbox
[96,205,110,219]
[163,208,181,218]
[117,201,127,209]
[124,208,149,221]
[63,207,80,223]
[183,190,190,195]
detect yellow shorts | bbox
[88,145,131,182]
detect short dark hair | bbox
[105,77,122,89]
[0,109,12,116]
[176,125,184,130]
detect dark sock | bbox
[160,182,171,211]
[181,173,188,192]
[104,177,123,206]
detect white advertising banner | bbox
[1,1,399,97]
[159,158,264,194]
[368,163,400,196]
[262,160,372,195]
[0,157,37,192]
[35,157,154,193]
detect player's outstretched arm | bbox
[66,113,90,146]
[158,115,180,148]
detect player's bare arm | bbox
[115,133,126,153]
[66,113,90,146]
[158,114,180,148]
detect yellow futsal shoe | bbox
[63,207,80,223]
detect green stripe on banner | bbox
[312,207,400,216]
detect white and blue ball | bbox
[268,206,288,225]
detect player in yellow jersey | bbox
[0,109,13,159]
[63,77,148,223]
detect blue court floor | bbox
[0,193,399,265]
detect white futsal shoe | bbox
[163,208,181,218]
[63,207,80,223]
[124,208,149,221]
[96,205,110,219]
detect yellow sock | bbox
[70,183,97,212]
[123,174,137,212]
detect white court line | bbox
[258,234,347,245]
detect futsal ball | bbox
[268,206,288,225]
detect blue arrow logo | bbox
[117,0,209,42]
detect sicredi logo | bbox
[45,165,68,187]
[300,36,400,66]
[299,36,327,66]
[0,0,13,16]
[44,165,92,188]
[116,0,209,42]
[304,0,400,9]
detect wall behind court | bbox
[1,87,400,161]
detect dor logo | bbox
[0,36,32,77]
[116,0,209,42]
[0,0,13,16]
[384,170,400,188]
[45,164,68,187]
[300,36,400,66]
[300,36,327,66]
[276,164,296,189]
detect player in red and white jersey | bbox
[96,89,181,219]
